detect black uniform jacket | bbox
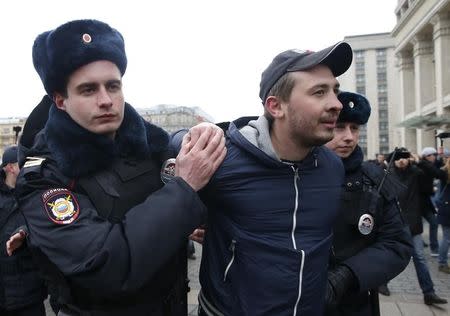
[0,178,47,311]
[329,146,413,316]
[15,104,207,315]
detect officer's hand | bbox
[186,122,224,151]
[325,278,338,311]
[189,227,206,244]
[6,230,26,256]
[325,265,357,309]
[176,126,226,191]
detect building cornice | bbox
[393,0,448,52]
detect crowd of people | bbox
[0,17,448,316]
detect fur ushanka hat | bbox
[33,19,127,96]
[337,91,371,125]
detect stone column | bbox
[396,50,415,148]
[397,50,415,115]
[412,34,435,109]
[431,11,450,112]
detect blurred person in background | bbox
[435,154,450,273]
[417,147,447,257]
[0,146,47,316]
[384,147,447,305]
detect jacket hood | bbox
[229,115,325,170]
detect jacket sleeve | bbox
[341,198,413,291]
[20,176,206,297]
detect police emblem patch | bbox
[358,213,374,235]
[42,188,79,225]
[161,158,176,184]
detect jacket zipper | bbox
[223,239,236,282]
[291,166,299,250]
[291,165,304,316]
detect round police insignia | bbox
[82,33,92,44]
[358,213,374,235]
[42,188,79,225]
[161,158,176,184]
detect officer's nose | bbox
[342,126,353,141]
[97,86,113,108]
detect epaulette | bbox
[23,156,46,168]
[22,157,46,179]
[361,161,407,201]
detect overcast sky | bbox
[1,0,397,122]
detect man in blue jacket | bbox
[178,42,353,315]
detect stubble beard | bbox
[289,118,335,149]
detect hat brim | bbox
[287,42,353,77]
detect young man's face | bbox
[376,154,385,164]
[394,158,409,169]
[424,154,437,163]
[325,122,360,158]
[54,60,125,139]
[281,65,342,148]
[4,162,20,179]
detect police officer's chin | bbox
[335,147,352,159]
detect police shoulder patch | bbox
[42,188,79,225]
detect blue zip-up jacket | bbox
[192,116,345,315]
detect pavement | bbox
[45,222,450,315]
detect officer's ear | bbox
[53,93,67,111]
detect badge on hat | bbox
[82,33,92,44]
[358,213,374,235]
[161,158,176,184]
[42,188,79,225]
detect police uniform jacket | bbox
[174,116,345,316]
[0,177,47,311]
[329,146,413,316]
[15,104,206,315]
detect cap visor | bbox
[288,42,353,77]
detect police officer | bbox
[15,19,226,315]
[0,146,47,316]
[324,91,413,316]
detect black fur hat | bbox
[337,91,371,125]
[33,19,127,96]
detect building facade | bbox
[338,33,400,159]
[392,0,450,153]
[138,104,214,133]
[0,118,25,157]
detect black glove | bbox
[325,265,357,310]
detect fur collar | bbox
[342,145,364,173]
[44,103,169,178]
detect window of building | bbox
[377,72,387,81]
[356,74,365,84]
[376,49,386,57]
[354,50,364,59]
[355,61,365,70]
[376,61,387,69]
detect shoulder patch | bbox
[24,156,46,168]
[42,188,79,225]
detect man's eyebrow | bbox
[307,82,340,91]
[75,82,97,92]
[106,79,122,86]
